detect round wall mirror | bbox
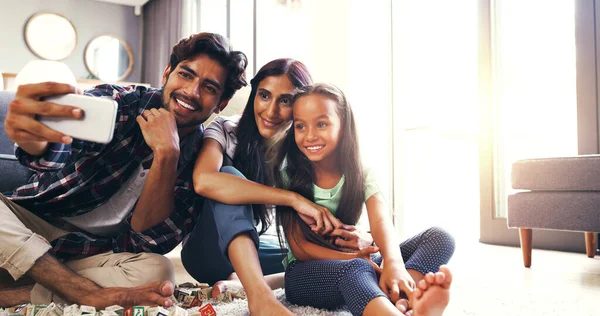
[25,12,77,61]
[84,35,134,82]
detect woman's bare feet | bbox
[409,265,452,316]
[212,273,292,316]
[79,281,174,309]
[212,278,244,298]
[247,293,294,316]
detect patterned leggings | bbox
[284,227,455,316]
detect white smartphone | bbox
[40,94,118,144]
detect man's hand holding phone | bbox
[4,82,120,157]
[4,82,83,156]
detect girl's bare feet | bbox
[395,298,411,315]
[79,281,174,309]
[409,265,452,316]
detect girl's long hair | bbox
[274,83,365,252]
[233,58,313,234]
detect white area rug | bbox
[208,242,600,316]
[211,279,598,316]
[212,288,351,316]
[172,241,600,315]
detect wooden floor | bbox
[166,239,600,315]
[433,240,599,315]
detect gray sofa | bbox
[0,91,32,193]
[508,156,600,267]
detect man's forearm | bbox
[28,253,102,304]
[131,152,178,232]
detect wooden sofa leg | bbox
[585,232,596,258]
[519,228,532,267]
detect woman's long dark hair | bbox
[233,58,313,234]
[274,83,365,252]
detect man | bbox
[0,32,304,314]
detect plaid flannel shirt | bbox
[5,85,204,260]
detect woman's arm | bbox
[366,192,403,264]
[193,139,342,232]
[194,139,301,206]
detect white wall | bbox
[255,0,394,227]
[0,0,142,82]
[197,0,395,227]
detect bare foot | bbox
[215,277,292,315]
[213,273,292,315]
[0,285,33,307]
[212,279,245,298]
[79,281,174,309]
[248,294,294,316]
[211,272,245,298]
[410,265,452,316]
[395,298,412,316]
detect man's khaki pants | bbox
[0,194,175,304]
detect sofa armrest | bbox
[0,154,32,193]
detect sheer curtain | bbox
[392,1,479,241]
[142,0,185,87]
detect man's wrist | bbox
[17,140,49,156]
[153,149,179,164]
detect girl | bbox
[274,83,455,316]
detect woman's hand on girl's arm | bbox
[379,260,415,304]
[193,141,341,233]
[291,196,343,235]
[288,222,382,274]
[287,222,357,262]
[329,224,374,250]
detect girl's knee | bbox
[426,226,456,254]
[344,258,376,275]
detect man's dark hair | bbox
[169,33,248,100]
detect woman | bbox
[181,59,369,295]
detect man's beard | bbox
[161,81,217,128]
[161,95,209,129]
